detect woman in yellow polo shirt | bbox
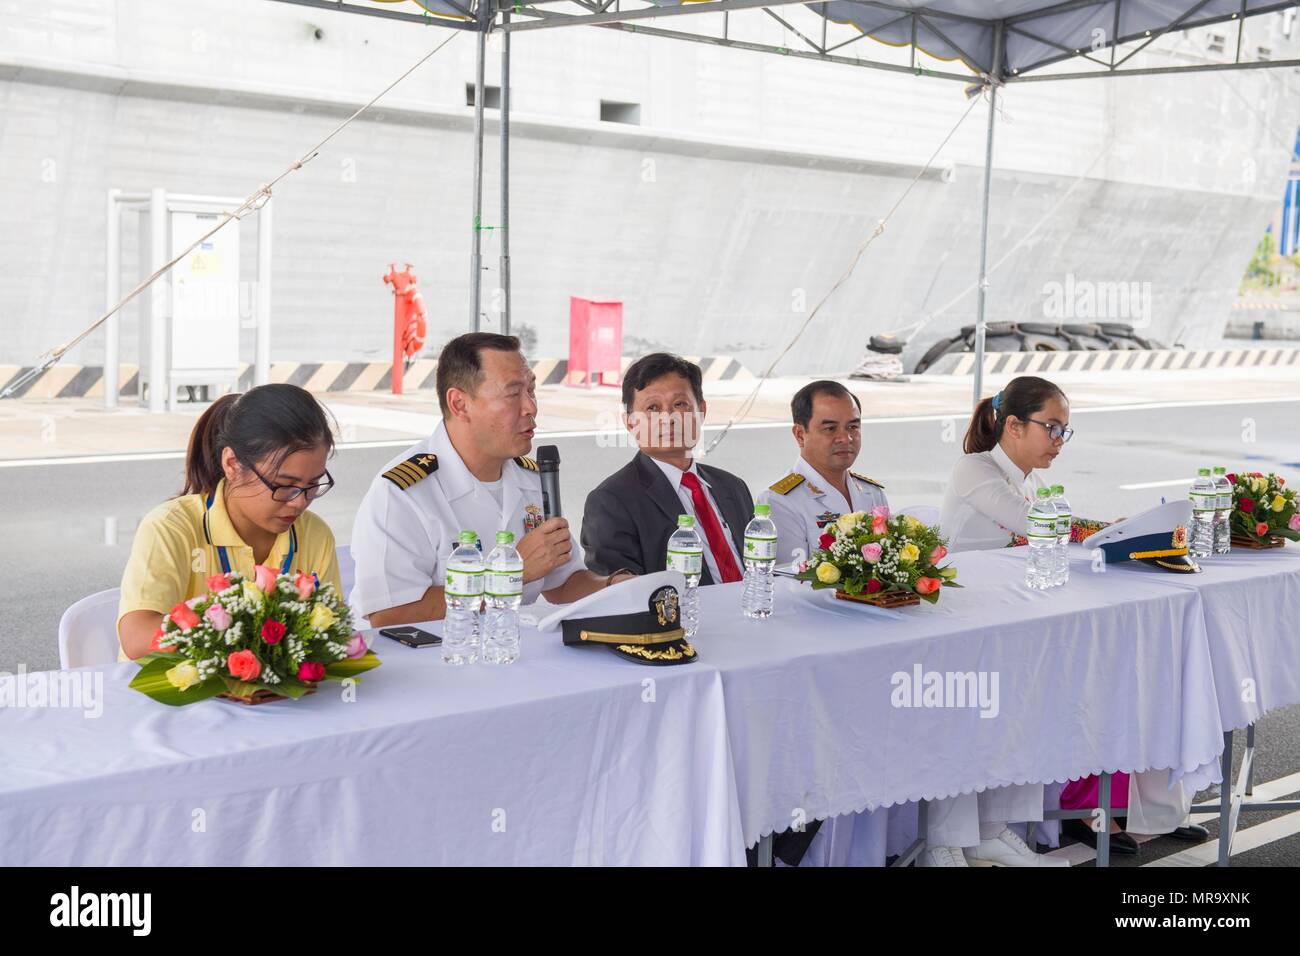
[118,383,342,660]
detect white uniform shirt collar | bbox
[795,455,853,512]
[649,455,706,491]
[990,442,1031,488]
[430,421,532,518]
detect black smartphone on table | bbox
[379,626,442,648]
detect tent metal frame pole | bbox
[972,22,1003,411]
[104,189,122,409]
[500,5,512,336]
[470,2,490,333]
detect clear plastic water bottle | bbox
[1189,468,1216,559]
[742,503,778,620]
[443,530,484,665]
[1050,484,1071,587]
[1212,466,1233,555]
[1026,487,1057,590]
[483,530,524,665]
[666,515,703,637]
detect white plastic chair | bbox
[57,588,123,669]
[336,544,355,599]
[896,504,941,526]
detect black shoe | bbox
[1168,824,1209,843]
[1062,818,1139,855]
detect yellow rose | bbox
[1252,477,1267,495]
[309,603,337,631]
[902,515,924,535]
[836,512,862,534]
[815,562,841,585]
[165,661,203,692]
[899,543,920,565]
[939,566,958,580]
[1272,494,1287,513]
[242,580,263,603]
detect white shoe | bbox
[965,827,1070,867]
[919,845,969,867]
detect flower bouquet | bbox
[795,507,960,607]
[1229,471,1299,549]
[130,565,381,706]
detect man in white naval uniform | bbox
[350,333,632,627]
[757,380,888,569]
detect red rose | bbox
[865,578,883,594]
[1256,522,1270,537]
[169,602,201,632]
[261,619,287,645]
[206,573,231,593]
[1240,498,1255,513]
[149,626,176,653]
[1279,477,1286,486]
[818,533,834,550]
[1226,473,1237,484]
[297,661,326,682]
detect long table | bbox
[3,546,1297,866]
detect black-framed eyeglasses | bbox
[247,463,335,502]
[1025,418,1074,443]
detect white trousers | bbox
[926,783,1045,849]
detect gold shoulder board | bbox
[382,453,438,490]
[769,473,805,495]
[514,456,539,472]
[850,471,884,489]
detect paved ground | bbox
[2,366,1298,866]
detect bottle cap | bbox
[1051,484,1064,494]
[1036,487,1051,498]
[677,515,695,528]
[458,530,478,544]
[1213,466,1226,474]
[1198,467,1211,476]
[496,531,514,545]
[754,504,771,517]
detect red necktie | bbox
[679,471,743,583]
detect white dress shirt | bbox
[647,456,744,583]
[938,443,1049,553]
[349,422,587,620]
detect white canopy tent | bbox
[268,0,1300,405]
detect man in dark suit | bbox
[582,353,753,584]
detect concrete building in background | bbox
[1,0,1298,376]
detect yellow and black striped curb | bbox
[0,355,753,400]
[924,347,1300,377]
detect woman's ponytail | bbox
[963,396,999,454]
[963,376,1066,455]
[182,393,240,497]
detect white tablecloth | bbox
[0,636,745,866]
[1069,545,1300,732]
[690,547,1225,846]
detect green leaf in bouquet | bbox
[219,675,314,700]
[323,651,382,681]
[129,658,225,706]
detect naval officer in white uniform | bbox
[350,333,632,627]
[757,380,888,568]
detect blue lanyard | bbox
[204,490,297,576]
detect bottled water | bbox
[1189,468,1216,559]
[443,530,483,665]
[1026,487,1057,590]
[483,530,524,665]
[666,515,703,637]
[1212,466,1233,555]
[1050,484,1071,587]
[742,503,777,620]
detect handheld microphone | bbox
[537,445,562,520]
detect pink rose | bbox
[871,505,890,522]
[227,649,261,682]
[204,603,232,631]
[206,573,231,593]
[169,602,201,632]
[1290,514,1300,532]
[297,661,326,683]
[345,632,369,659]
[861,543,883,563]
[294,571,317,601]
[261,619,287,645]
[254,564,278,593]
[871,517,887,535]
[930,545,948,564]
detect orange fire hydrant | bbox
[383,263,428,395]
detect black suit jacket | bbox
[582,452,754,585]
